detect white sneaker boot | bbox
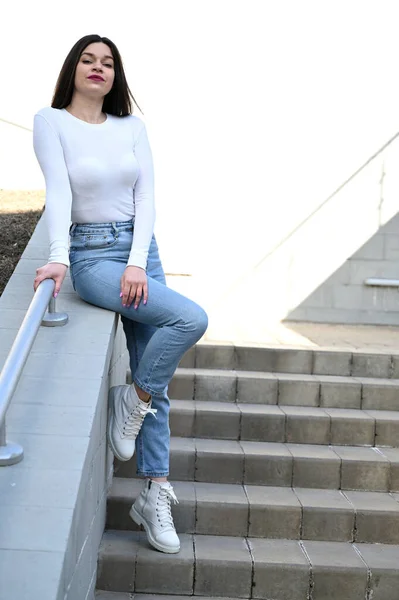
[130,479,180,553]
[107,384,157,462]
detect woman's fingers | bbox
[133,284,143,310]
[120,266,148,309]
[33,263,68,296]
[122,285,133,307]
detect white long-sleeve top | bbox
[32,106,155,269]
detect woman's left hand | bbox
[120,266,148,309]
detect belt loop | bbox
[111,221,117,235]
[69,223,77,235]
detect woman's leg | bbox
[121,235,171,478]
[70,223,207,554]
[122,318,171,478]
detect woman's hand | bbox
[33,263,68,297]
[121,266,148,309]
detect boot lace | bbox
[123,402,157,438]
[156,485,179,529]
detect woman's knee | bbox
[188,304,208,339]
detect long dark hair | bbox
[51,34,143,116]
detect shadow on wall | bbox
[286,210,399,325]
[208,130,399,332]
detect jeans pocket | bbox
[73,231,118,250]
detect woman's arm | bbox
[33,114,73,267]
[128,121,156,270]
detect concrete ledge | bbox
[0,216,129,600]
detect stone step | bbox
[96,594,238,600]
[97,531,399,599]
[114,438,399,492]
[107,478,399,544]
[169,399,399,446]
[164,368,399,411]
[176,344,399,379]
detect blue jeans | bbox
[69,219,208,477]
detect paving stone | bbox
[194,535,252,598]
[0,504,74,553]
[361,379,399,411]
[318,377,362,409]
[249,538,310,600]
[332,446,390,492]
[106,478,144,531]
[355,543,399,599]
[169,400,195,437]
[365,409,399,447]
[273,349,313,374]
[0,466,81,509]
[390,355,399,379]
[344,490,399,544]
[312,351,352,376]
[179,346,196,368]
[195,439,244,484]
[97,530,140,592]
[282,406,330,445]
[239,404,285,442]
[236,371,278,404]
[277,375,320,407]
[376,447,399,491]
[235,346,277,371]
[195,401,241,439]
[246,485,301,538]
[303,540,368,600]
[170,438,196,481]
[0,548,64,600]
[240,441,293,486]
[287,444,341,489]
[195,369,237,402]
[168,369,195,400]
[195,482,248,536]
[352,353,392,379]
[294,488,354,542]
[195,344,235,369]
[135,534,194,595]
[324,408,375,446]
[94,591,131,599]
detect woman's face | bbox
[74,42,115,99]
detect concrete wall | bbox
[0,217,129,600]
[192,132,399,341]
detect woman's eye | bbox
[82,59,113,68]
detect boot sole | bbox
[129,505,181,554]
[107,388,133,463]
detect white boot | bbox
[130,479,181,554]
[107,384,157,462]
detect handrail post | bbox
[41,295,68,327]
[0,418,23,466]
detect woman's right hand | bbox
[33,263,68,297]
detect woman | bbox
[32,34,208,554]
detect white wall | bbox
[2,0,399,330]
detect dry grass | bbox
[0,189,45,296]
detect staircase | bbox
[96,343,399,600]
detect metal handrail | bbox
[0,278,68,466]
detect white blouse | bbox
[33,106,156,270]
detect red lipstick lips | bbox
[88,75,104,81]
